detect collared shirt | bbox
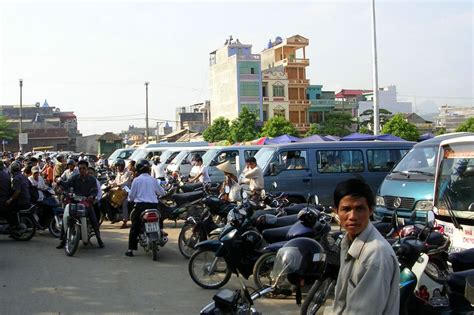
[241,166,264,192]
[29,175,47,201]
[151,163,166,179]
[62,174,98,199]
[115,170,132,188]
[60,168,78,182]
[327,222,399,315]
[128,173,165,203]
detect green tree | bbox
[358,108,392,132]
[230,107,258,143]
[260,115,298,137]
[381,113,420,141]
[203,117,231,142]
[0,115,15,141]
[435,127,446,136]
[455,117,474,132]
[306,112,354,137]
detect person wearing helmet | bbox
[125,159,166,257]
[4,162,32,230]
[59,159,78,183]
[112,159,133,228]
[53,155,67,184]
[328,178,399,315]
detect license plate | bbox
[145,222,160,233]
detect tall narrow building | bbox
[209,36,263,122]
[261,35,310,133]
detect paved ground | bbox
[0,221,307,315]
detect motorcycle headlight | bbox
[414,200,433,211]
[376,195,385,206]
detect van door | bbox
[313,149,365,205]
[266,149,311,202]
[208,149,240,182]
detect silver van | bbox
[202,146,262,182]
[167,147,211,177]
[254,141,414,205]
[127,142,208,162]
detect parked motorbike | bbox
[0,206,37,241]
[100,182,126,224]
[135,208,168,261]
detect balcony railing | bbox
[291,100,311,105]
[288,79,309,85]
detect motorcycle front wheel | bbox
[10,216,36,241]
[178,224,201,259]
[48,217,62,238]
[300,277,334,315]
[64,224,81,257]
[188,249,231,289]
[253,252,277,289]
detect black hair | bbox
[191,154,201,161]
[195,156,203,163]
[77,160,89,167]
[29,157,38,163]
[245,157,257,164]
[333,178,375,209]
[88,166,96,172]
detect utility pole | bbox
[371,0,380,135]
[19,79,23,152]
[145,81,149,144]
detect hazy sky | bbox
[1,0,472,135]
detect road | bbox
[0,221,307,315]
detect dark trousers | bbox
[2,201,31,226]
[128,202,159,250]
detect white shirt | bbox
[29,175,47,201]
[194,165,210,183]
[128,173,166,203]
[151,163,166,179]
[95,178,102,201]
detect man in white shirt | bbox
[29,166,47,202]
[189,156,210,184]
[125,159,166,257]
[151,156,166,181]
[240,157,264,201]
[60,159,78,183]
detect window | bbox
[215,150,239,165]
[317,150,364,173]
[240,82,260,97]
[239,62,259,75]
[244,150,258,160]
[270,150,308,173]
[273,105,285,117]
[273,84,285,97]
[366,149,409,172]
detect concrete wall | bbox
[76,134,100,154]
[358,86,412,114]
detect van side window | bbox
[317,150,364,173]
[244,150,258,160]
[187,151,205,164]
[216,150,239,165]
[165,152,180,164]
[272,150,308,171]
[367,149,407,172]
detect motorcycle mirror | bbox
[427,211,435,227]
[313,195,319,205]
[260,189,266,199]
[224,185,230,194]
[272,181,278,189]
[242,191,248,199]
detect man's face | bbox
[78,164,88,177]
[33,172,39,180]
[246,162,256,169]
[337,195,373,240]
[118,165,125,172]
[88,169,95,177]
[68,164,75,170]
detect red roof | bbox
[335,89,372,98]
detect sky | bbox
[1,0,472,136]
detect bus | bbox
[433,135,474,252]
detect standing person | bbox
[239,157,264,201]
[78,152,85,161]
[151,156,166,181]
[57,160,104,249]
[42,160,55,186]
[125,159,166,257]
[326,178,399,315]
[189,156,210,184]
[112,159,132,228]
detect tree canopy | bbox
[381,113,420,141]
[358,108,392,133]
[229,107,259,143]
[202,117,231,143]
[306,112,354,137]
[260,115,298,137]
[455,117,474,132]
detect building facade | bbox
[261,35,310,133]
[261,67,290,121]
[209,36,262,121]
[176,101,211,133]
[435,105,474,132]
[307,85,357,124]
[358,85,412,115]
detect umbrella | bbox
[300,134,332,142]
[265,134,301,144]
[418,133,435,142]
[376,134,406,141]
[340,133,376,141]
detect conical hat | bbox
[216,161,237,177]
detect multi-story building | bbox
[435,105,474,132]
[261,35,311,133]
[209,36,262,121]
[307,85,358,124]
[261,67,290,121]
[175,101,211,133]
[0,100,81,151]
[357,85,412,115]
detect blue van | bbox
[374,132,473,220]
[254,141,414,205]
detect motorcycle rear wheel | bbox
[151,241,159,261]
[253,252,277,289]
[178,224,201,259]
[188,249,231,289]
[300,277,333,315]
[10,216,36,241]
[64,224,81,257]
[48,217,61,238]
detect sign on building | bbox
[19,133,28,145]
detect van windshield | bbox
[170,151,187,165]
[391,144,437,177]
[129,149,147,161]
[254,147,276,169]
[202,149,219,166]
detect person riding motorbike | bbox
[0,161,14,228]
[56,160,104,249]
[5,162,32,230]
[111,159,132,228]
[60,159,78,182]
[125,159,166,257]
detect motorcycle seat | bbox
[262,225,292,243]
[447,269,474,295]
[425,231,446,247]
[449,248,474,272]
[284,203,308,215]
[274,214,299,227]
[181,183,203,192]
[172,191,204,206]
[205,196,225,211]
